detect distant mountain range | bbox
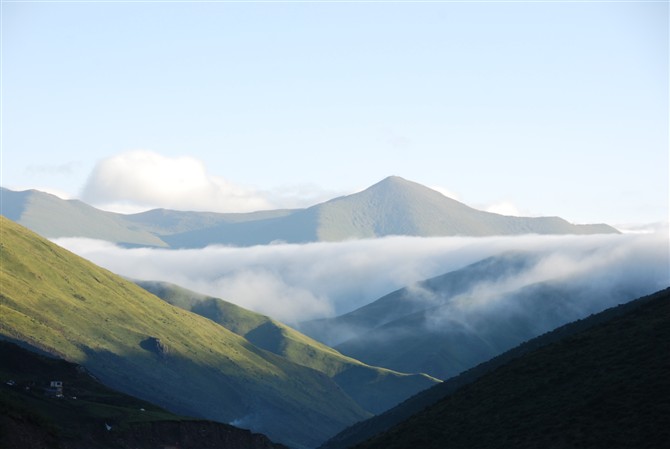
[0,217,435,449]
[1,176,618,248]
[321,287,670,449]
[300,252,660,381]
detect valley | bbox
[4,2,666,447]
[0,180,667,449]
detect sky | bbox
[1,0,668,225]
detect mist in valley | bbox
[54,230,669,330]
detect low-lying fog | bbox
[54,231,669,326]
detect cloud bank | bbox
[423,234,668,334]
[81,151,272,213]
[54,232,669,325]
[80,150,343,214]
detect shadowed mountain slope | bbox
[300,251,662,381]
[0,341,287,449]
[0,216,370,449]
[2,177,618,248]
[135,280,439,415]
[321,288,670,449]
[300,253,539,346]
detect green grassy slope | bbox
[0,341,287,449]
[0,216,369,449]
[347,288,670,449]
[136,281,440,415]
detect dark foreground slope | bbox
[0,341,287,449]
[328,287,670,449]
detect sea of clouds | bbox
[54,230,669,326]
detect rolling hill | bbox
[300,251,663,381]
[0,341,287,449]
[135,280,439,415]
[330,287,670,449]
[0,216,372,449]
[2,177,618,248]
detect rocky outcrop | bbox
[140,337,170,358]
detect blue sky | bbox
[1,0,668,224]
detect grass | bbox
[0,216,369,449]
[137,280,440,415]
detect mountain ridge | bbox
[1,177,618,248]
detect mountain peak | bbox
[372,175,419,188]
[364,176,441,198]
[379,175,410,183]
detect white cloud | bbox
[261,183,347,210]
[430,185,462,201]
[484,200,523,217]
[52,233,669,326]
[81,150,273,213]
[614,221,669,235]
[421,233,669,340]
[79,150,359,214]
[200,270,333,323]
[428,189,527,217]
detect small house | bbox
[45,380,63,397]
